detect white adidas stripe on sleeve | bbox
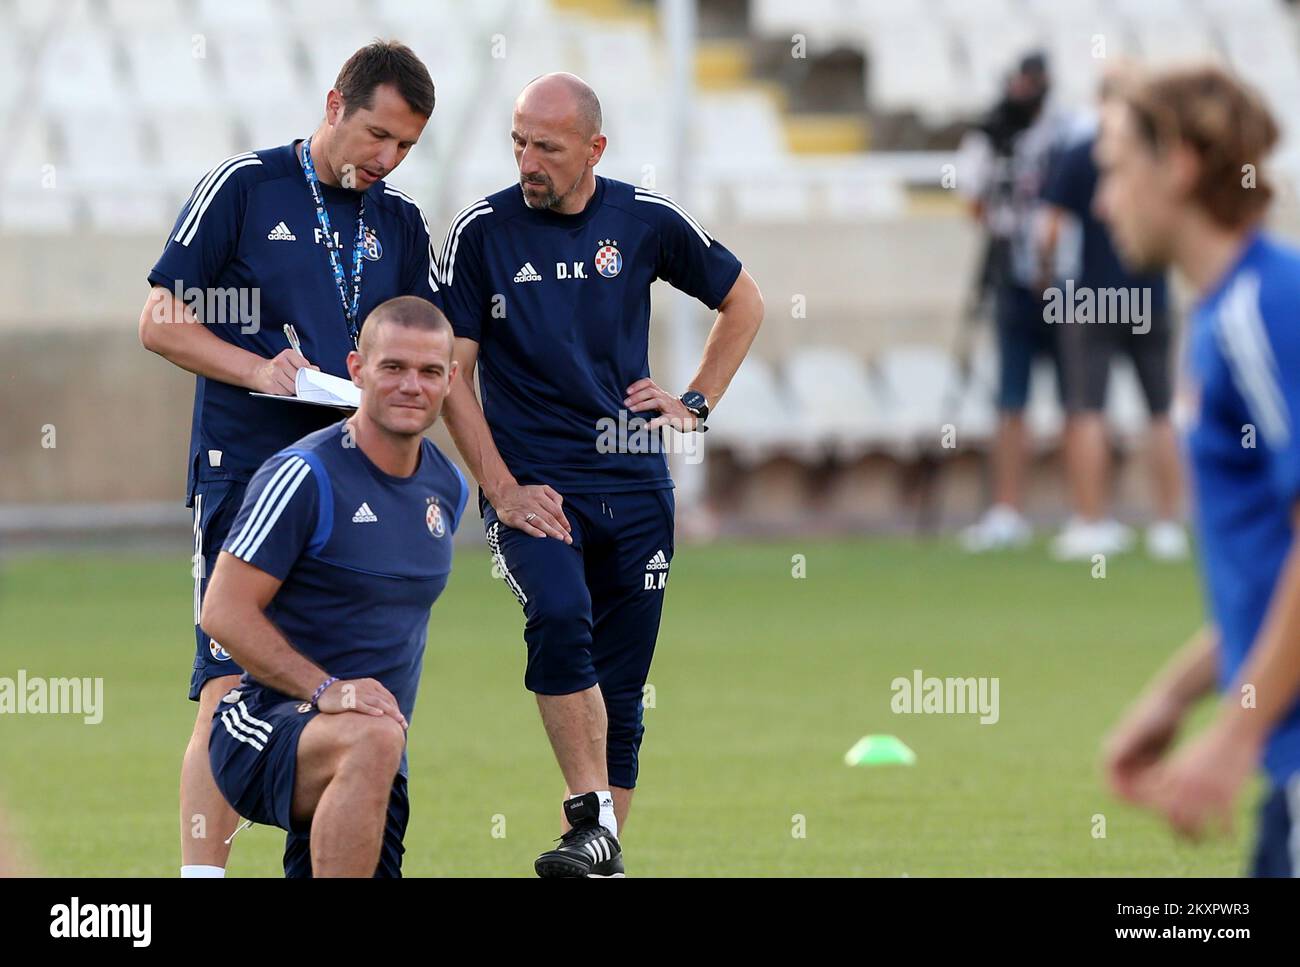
[439,200,492,287]
[228,456,312,560]
[175,152,262,247]
[634,188,712,247]
[384,186,441,292]
[1217,272,1290,449]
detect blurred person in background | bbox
[1039,73,1188,562]
[958,53,1072,552]
[1098,65,1300,873]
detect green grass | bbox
[0,539,1252,876]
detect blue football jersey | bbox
[220,420,468,730]
[437,177,743,494]
[1184,231,1300,782]
[147,141,442,502]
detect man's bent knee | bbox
[350,714,406,756]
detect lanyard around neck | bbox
[300,139,367,347]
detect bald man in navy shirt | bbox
[439,73,765,877]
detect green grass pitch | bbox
[0,538,1251,875]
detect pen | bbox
[283,323,302,356]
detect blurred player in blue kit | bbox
[1098,65,1300,875]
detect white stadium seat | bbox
[0,29,25,119]
[1020,0,1114,24]
[934,0,1018,28]
[752,0,879,49]
[210,29,309,110]
[0,188,78,234]
[786,346,878,457]
[578,23,660,102]
[694,92,785,165]
[195,0,277,29]
[871,345,971,456]
[124,29,218,111]
[708,357,808,463]
[1199,0,1286,25]
[823,167,908,219]
[2,118,57,192]
[1112,0,1192,24]
[146,109,242,194]
[57,110,149,193]
[732,173,813,222]
[375,0,462,31]
[1043,20,1134,107]
[298,27,383,98]
[867,23,962,123]
[12,0,92,31]
[106,0,185,26]
[35,29,124,111]
[1221,19,1300,92]
[241,103,323,154]
[85,189,171,233]
[859,0,930,30]
[283,0,363,25]
[1132,18,1219,67]
[955,338,1000,446]
[386,25,477,124]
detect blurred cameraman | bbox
[958,53,1070,551]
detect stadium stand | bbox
[6,0,1300,538]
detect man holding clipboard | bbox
[138,41,441,878]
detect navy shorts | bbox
[1058,308,1174,415]
[484,488,675,789]
[209,683,409,878]
[190,480,248,700]
[1249,775,1300,877]
[995,283,1064,411]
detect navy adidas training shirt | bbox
[147,141,441,504]
[222,420,468,769]
[437,176,742,494]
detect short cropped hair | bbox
[335,40,435,119]
[358,296,452,353]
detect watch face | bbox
[681,391,707,410]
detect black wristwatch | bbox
[679,390,709,432]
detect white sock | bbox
[595,790,617,839]
[180,864,225,878]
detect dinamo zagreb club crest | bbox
[594,240,622,278]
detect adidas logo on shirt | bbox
[267,221,297,241]
[351,502,378,523]
[513,262,543,283]
[643,549,669,591]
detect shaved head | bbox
[518,72,602,138]
[511,72,608,213]
[346,295,456,442]
[357,295,452,354]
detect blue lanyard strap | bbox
[301,139,366,346]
